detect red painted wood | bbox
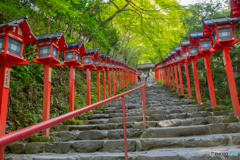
[42,64,51,136]
[0,62,11,160]
[223,46,240,116]
[86,68,91,106]
[108,70,111,97]
[192,59,202,103]
[116,70,118,92]
[0,82,146,150]
[97,70,100,101]
[69,66,75,120]
[204,55,217,107]
[174,65,179,92]
[178,64,184,95]
[102,70,106,100]
[184,62,192,97]
[112,71,115,96]
[121,96,128,160]
[141,88,146,129]
[171,66,175,89]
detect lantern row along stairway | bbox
[5,78,240,160]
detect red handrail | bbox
[0,81,146,160]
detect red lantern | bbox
[64,41,85,66]
[62,41,86,117]
[202,17,239,50]
[0,16,37,159]
[32,31,67,136]
[175,46,184,94]
[81,48,98,106]
[203,17,240,116]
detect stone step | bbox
[55,115,228,132]
[142,122,240,138]
[51,129,143,141]
[86,111,228,123]
[7,133,240,154]
[6,145,240,160]
[84,116,149,124]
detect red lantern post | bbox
[180,41,192,97]
[169,53,175,89]
[93,52,107,101]
[106,55,111,97]
[100,53,107,100]
[203,17,240,115]
[110,58,116,95]
[81,48,98,106]
[190,32,217,105]
[175,47,184,95]
[63,41,86,116]
[185,42,202,103]
[32,31,68,136]
[115,60,119,92]
[0,16,37,159]
[230,0,240,18]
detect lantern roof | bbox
[35,31,67,49]
[202,17,238,36]
[202,17,238,26]
[66,41,86,54]
[0,16,37,43]
[175,46,181,51]
[67,41,83,48]
[110,58,115,61]
[86,48,98,54]
[99,52,106,58]
[180,41,190,46]
[106,55,111,63]
[180,41,190,51]
[189,32,204,39]
[170,51,175,55]
[99,52,106,61]
[0,16,28,28]
[35,31,65,41]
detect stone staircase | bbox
[5,78,240,160]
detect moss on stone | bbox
[205,107,213,112]
[51,136,61,142]
[213,106,224,111]
[40,136,51,142]
[76,120,84,125]
[177,94,185,98]
[170,89,175,92]
[224,116,239,123]
[63,119,77,125]
[200,106,208,111]
[29,134,41,142]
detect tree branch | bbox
[89,0,102,14]
[100,1,130,26]
[109,0,120,10]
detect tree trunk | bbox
[121,40,129,62]
[115,32,127,58]
[126,45,138,63]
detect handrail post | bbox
[121,96,128,160]
[141,87,146,129]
